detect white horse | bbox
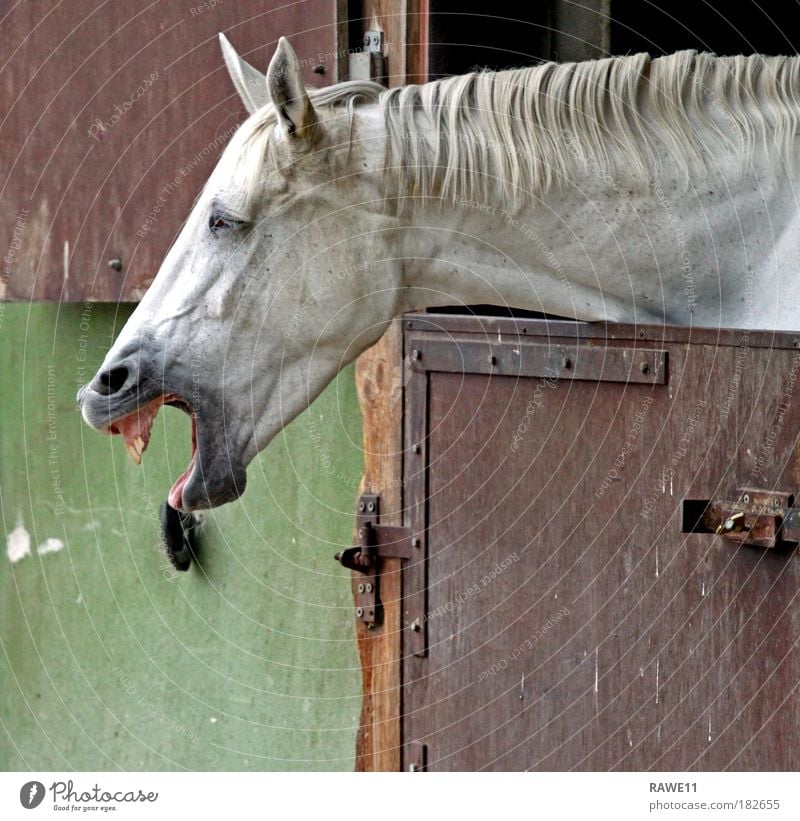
[79,36,800,510]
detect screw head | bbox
[365,582,373,593]
[412,443,421,454]
[411,348,421,361]
[410,618,421,632]
[356,607,364,618]
[366,501,375,513]
[640,362,650,374]
[108,258,122,272]
[411,536,420,548]
[358,501,366,512]
[358,583,365,594]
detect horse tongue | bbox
[168,415,198,511]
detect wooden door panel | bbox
[400,316,800,771]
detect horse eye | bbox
[208,212,245,234]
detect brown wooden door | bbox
[2,1,342,301]
[399,314,800,770]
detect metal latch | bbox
[682,488,798,549]
[335,494,413,625]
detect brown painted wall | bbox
[1,1,341,301]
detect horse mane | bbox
[228,50,800,213]
[383,50,800,209]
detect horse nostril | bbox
[95,365,130,396]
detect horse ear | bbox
[267,37,319,144]
[219,33,269,114]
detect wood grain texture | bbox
[353,320,404,771]
[405,0,429,85]
[350,0,425,772]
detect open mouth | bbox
[105,394,197,510]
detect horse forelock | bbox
[215,51,800,216]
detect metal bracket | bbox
[683,488,797,549]
[407,339,667,384]
[335,494,413,626]
[348,30,385,83]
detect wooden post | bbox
[350,0,426,771]
[353,320,404,771]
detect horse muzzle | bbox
[77,351,248,511]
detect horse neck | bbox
[376,100,644,322]
[394,190,643,323]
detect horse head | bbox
[82,43,795,510]
[78,36,399,510]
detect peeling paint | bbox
[63,240,70,289]
[655,658,660,704]
[594,647,599,714]
[7,525,31,562]
[37,537,64,555]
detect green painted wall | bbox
[1,303,363,770]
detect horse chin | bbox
[177,420,248,512]
[178,469,247,511]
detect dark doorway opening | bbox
[427,1,552,78]
[610,0,800,56]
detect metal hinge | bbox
[682,488,799,549]
[335,494,413,626]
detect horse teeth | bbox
[126,436,144,465]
